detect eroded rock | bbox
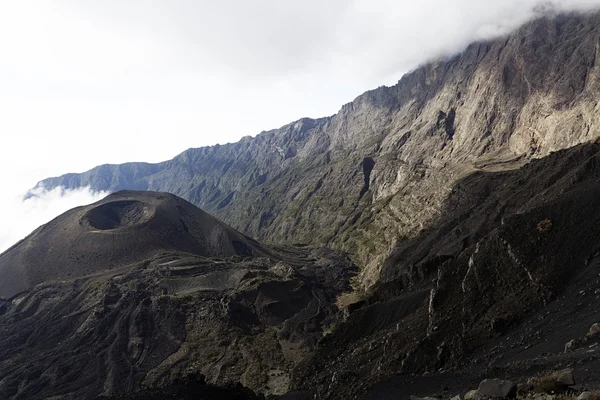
[587,323,600,338]
[478,379,517,399]
[554,369,575,386]
[565,339,581,353]
[578,392,593,400]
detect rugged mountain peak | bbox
[0,190,264,299]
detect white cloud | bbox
[0,187,109,254]
[1,1,599,185]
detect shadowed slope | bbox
[290,140,600,399]
[0,190,264,299]
[0,233,356,400]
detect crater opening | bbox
[83,200,155,231]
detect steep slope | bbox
[0,190,264,299]
[289,140,600,399]
[35,11,600,287]
[0,191,357,399]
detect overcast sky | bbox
[1,0,600,252]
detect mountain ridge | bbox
[34,11,600,289]
[7,9,600,400]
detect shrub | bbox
[529,370,573,394]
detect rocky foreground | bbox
[405,323,600,400]
[0,192,357,399]
[410,369,595,400]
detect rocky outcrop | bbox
[34,11,600,289]
[564,322,600,353]
[478,379,517,399]
[95,373,263,400]
[404,372,580,400]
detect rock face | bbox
[0,191,357,399]
[290,141,600,399]
[34,11,600,288]
[578,392,593,400]
[554,370,575,387]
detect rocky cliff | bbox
[36,12,600,289]
[291,139,600,399]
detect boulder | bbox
[578,392,593,400]
[554,369,575,386]
[478,379,517,399]
[532,395,555,400]
[464,390,479,400]
[518,382,534,393]
[565,339,581,353]
[587,323,600,338]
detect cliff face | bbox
[37,12,600,287]
[293,139,600,399]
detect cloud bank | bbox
[53,0,600,86]
[2,1,600,180]
[0,187,109,254]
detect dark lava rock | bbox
[477,379,517,399]
[96,373,263,399]
[554,369,575,386]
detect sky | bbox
[1,0,600,252]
